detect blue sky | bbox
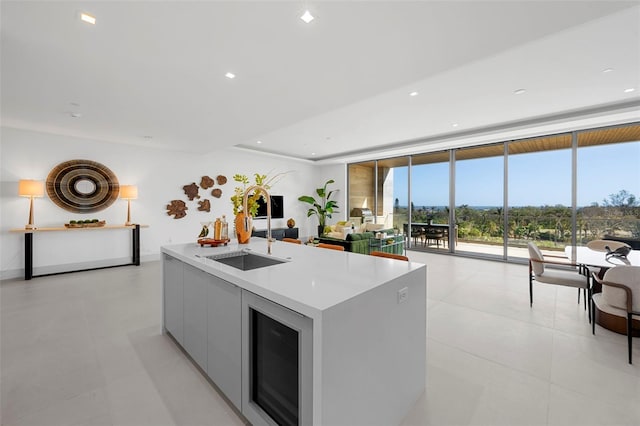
[392,142,639,207]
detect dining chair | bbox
[410,225,425,247]
[528,242,591,320]
[424,227,445,248]
[583,239,632,289]
[370,251,409,261]
[282,237,301,244]
[591,265,640,364]
[317,243,345,251]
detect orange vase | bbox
[234,212,252,244]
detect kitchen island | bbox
[162,238,426,426]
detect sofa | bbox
[319,227,404,255]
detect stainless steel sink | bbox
[205,250,288,271]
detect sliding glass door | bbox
[348,161,376,227]
[507,134,572,259]
[346,123,639,261]
[410,151,450,250]
[377,157,409,233]
[577,127,640,246]
[455,144,504,258]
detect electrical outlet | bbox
[398,287,408,304]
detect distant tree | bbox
[394,198,399,212]
[603,189,639,208]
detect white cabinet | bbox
[207,275,242,409]
[183,263,209,370]
[162,254,183,344]
[163,254,242,408]
[162,243,427,426]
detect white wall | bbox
[0,127,335,279]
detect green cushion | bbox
[347,233,363,241]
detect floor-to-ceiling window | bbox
[347,158,410,231]
[377,157,409,232]
[346,122,639,261]
[507,134,572,259]
[577,126,640,246]
[348,161,376,225]
[410,151,449,250]
[455,144,504,258]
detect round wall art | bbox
[46,159,120,213]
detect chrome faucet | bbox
[243,185,272,255]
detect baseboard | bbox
[0,253,161,281]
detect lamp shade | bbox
[119,185,138,200]
[18,180,44,197]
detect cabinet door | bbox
[163,254,184,344]
[207,275,242,408]
[183,264,209,370]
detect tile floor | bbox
[1,251,639,426]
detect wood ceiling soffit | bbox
[578,124,640,147]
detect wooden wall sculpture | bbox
[167,200,188,219]
[167,175,226,219]
[183,183,200,200]
[46,159,119,213]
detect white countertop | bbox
[162,239,425,319]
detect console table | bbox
[10,224,148,280]
[251,227,298,241]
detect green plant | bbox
[230,172,285,216]
[298,179,339,229]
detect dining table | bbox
[405,223,458,247]
[564,245,640,335]
[564,246,640,272]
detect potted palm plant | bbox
[298,179,339,237]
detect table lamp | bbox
[18,179,45,229]
[120,185,138,226]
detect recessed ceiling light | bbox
[623,88,635,93]
[409,91,419,97]
[256,140,262,144]
[602,68,614,73]
[80,13,96,25]
[225,72,235,79]
[452,123,459,128]
[514,89,526,95]
[311,152,316,156]
[301,10,314,23]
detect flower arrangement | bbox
[230,172,286,217]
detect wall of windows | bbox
[347,123,640,261]
[455,144,504,258]
[507,134,572,260]
[577,127,640,247]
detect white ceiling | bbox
[2,1,639,163]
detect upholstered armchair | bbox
[528,242,591,319]
[591,266,640,364]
